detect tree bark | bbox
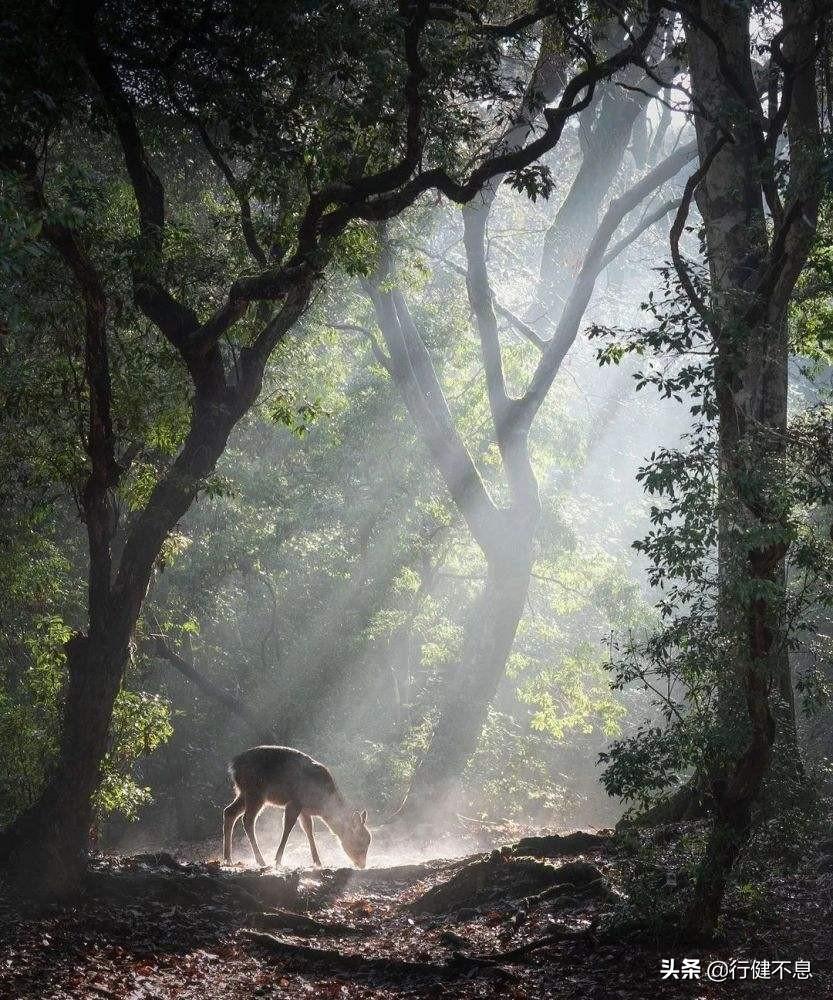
[681,0,821,937]
[0,635,124,895]
[398,524,535,814]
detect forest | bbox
[0,1,831,997]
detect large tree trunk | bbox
[0,633,127,895]
[681,0,820,937]
[683,0,778,933]
[686,320,785,936]
[398,519,535,815]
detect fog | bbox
[100,77,703,866]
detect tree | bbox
[1,0,636,895]
[595,0,826,937]
[679,0,824,936]
[359,10,697,811]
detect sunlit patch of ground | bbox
[115,811,553,871]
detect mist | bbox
[108,82,700,862]
[3,5,831,994]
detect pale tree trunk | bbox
[365,275,538,816]
[532,17,678,323]
[402,522,535,810]
[365,20,697,815]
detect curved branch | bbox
[70,0,199,350]
[365,279,499,548]
[288,11,662,256]
[144,633,276,742]
[668,137,727,337]
[600,197,681,269]
[332,322,393,373]
[188,113,268,268]
[520,139,701,422]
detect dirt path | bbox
[1,832,830,999]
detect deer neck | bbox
[321,794,352,837]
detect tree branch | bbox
[289,11,662,256]
[332,322,393,373]
[365,276,500,549]
[70,0,199,351]
[422,250,547,349]
[520,139,700,422]
[187,111,269,268]
[600,197,682,268]
[668,137,727,338]
[9,151,118,626]
[144,633,276,742]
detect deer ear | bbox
[360,809,367,824]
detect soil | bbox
[1,821,830,999]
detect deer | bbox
[222,745,371,869]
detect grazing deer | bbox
[222,745,371,869]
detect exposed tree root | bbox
[304,861,453,910]
[525,861,610,902]
[617,779,710,828]
[127,851,187,869]
[241,930,517,981]
[500,861,611,940]
[83,862,301,912]
[409,853,610,915]
[342,860,454,885]
[251,909,372,937]
[472,920,597,964]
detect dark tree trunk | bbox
[681,0,821,937]
[1,634,126,895]
[0,367,287,895]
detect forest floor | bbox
[1,819,831,1000]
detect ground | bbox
[1,820,831,999]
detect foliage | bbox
[128,307,645,831]
[464,710,592,823]
[0,0,720,843]
[592,245,833,813]
[0,614,172,826]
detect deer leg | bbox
[223,794,245,862]
[300,812,322,867]
[242,797,267,867]
[274,801,301,867]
